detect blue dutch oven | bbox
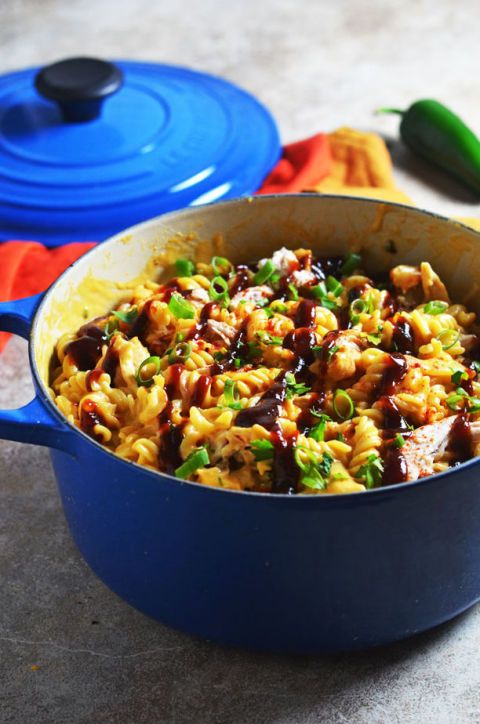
[1,194,480,653]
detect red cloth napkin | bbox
[0,133,331,352]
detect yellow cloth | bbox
[312,126,479,230]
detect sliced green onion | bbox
[136,356,161,387]
[451,370,468,385]
[254,259,275,285]
[223,378,242,410]
[287,283,299,301]
[256,331,283,346]
[168,293,195,319]
[327,344,339,361]
[310,282,338,311]
[294,445,320,473]
[337,432,347,443]
[318,451,333,478]
[393,433,406,448]
[212,256,233,276]
[270,301,288,314]
[446,388,468,410]
[167,342,192,365]
[436,329,460,350]
[270,273,281,289]
[209,275,230,306]
[366,329,383,345]
[446,386,480,412]
[326,276,344,297]
[350,299,368,316]
[175,258,195,277]
[468,397,480,413]
[175,447,210,479]
[424,300,448,315]
[113,308,138,325]
[332,389,355,420]
[446,394,463,410]
[250,439,274,461]
[340,252,362,276]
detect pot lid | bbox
[0,57,280,246]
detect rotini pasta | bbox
[50,248,480,494]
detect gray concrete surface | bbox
[1,1,480,722]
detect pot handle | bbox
[0,294,74,453]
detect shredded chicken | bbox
[291,269,316,287]
[230,285,273,309]
[420,262,450,303]
[390,264,422,293]
[459,334,480,353]
[108,334,150,391]
[328,333,364,381]
[189,288,210,304]
[469,421,480,456]
[259,247,299,276]
[206,319,237,345]
[400,415,457,481]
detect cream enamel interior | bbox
[33,194,480,391]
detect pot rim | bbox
[30,193,480,501]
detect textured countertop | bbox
[1,1,480,722]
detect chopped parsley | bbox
[294,447,333,490]
[285,372,311,398]
[307,413,331,442]
[250,439,274,461]
[357,454,384,489]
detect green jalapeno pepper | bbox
[378,100,480,194]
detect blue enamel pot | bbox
[1,195,480,653]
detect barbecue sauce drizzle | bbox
[392,316,414,355]
[79,398,106,440]
[448,412,472,464]
[158,364,185,474]
[65,323,106,371]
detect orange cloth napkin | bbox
[257,133,331,193]
[0,242,96,351]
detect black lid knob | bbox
[34,57,123,123]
